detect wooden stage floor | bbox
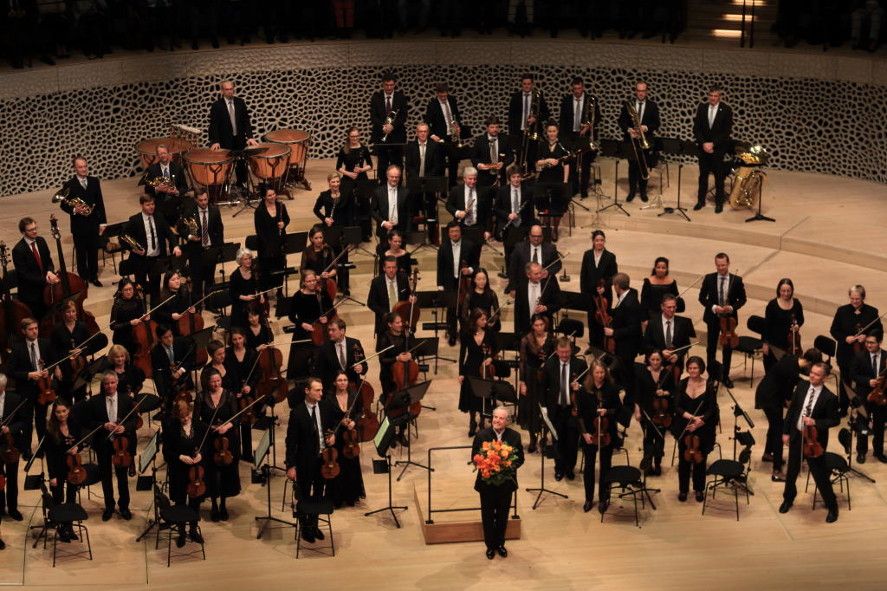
[1,159,886,590]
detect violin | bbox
[132,291,174,379]
[651,368,674,428]
[256,344,288,404]
[213,434,234,466]
[0,429,20,464]
[187,463,206,498]
[311,295,342,347]
[66,452,88,486]
[594,279,616,354]
[851,321,865,355]
[802,424,824,459]
[481,342,496,380]
[36,358,58,406]
[176,285,207,365]
[320,430,340,480]
[111,435,133,475]
[683,433,704,463]
[588,389,612,448]
[337,388,362,460]
[867,368,887,406]
[455,261,471,313]
[788,313,802,356]
[718,315,740,348]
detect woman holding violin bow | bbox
[109,278,148,358]
[162,399,208,546]
[762,278,805,372]
[459,308,498,438]
[575,359,622,513]
[194,367,240,522]
[301,225,341,301]
[312,174,355,295]
[460,268,501,335]
[50,299,106,402]
[228,248,266,331]
[518,315,554,454]
[324,372,365,508]
[226,328,262,459]
[378,312,412,448]
[287,270,335,381]
[633,350,677,477]
[672,356,720,503]
[45,398,85,542]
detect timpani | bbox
[263,128,312,193]
[183,148,234,204]
[247,142,292,195]
[136,137,194,168]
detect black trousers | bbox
[549,404,578,474]
[836,356,852,413]
[705,319,734,379]
[566,134,593,197]
[73,231,101,281]
[763,405,786,472]
[783,435,836,511]
[697,152,726,204]
[478,485,512,550]
[28,395,50,456]
[581,443,613,503]
[0,460,20,512]
[97,449,131,511]
[295,461,327,530]
[856,403,886,457]
[375,145,404,182]
[51,480,78,506]
[132,254,162,305]
[627,151,651,196]
[188,247,218,302]
[677,446,708,494]
[642,421,665,467]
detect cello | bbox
[311,297,347,346]
[131,293,176,379]
[392,268,420,333]
[594,279,616,354]
[175,286,209,366]
[0,242,33,360]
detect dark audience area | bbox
[774,0,885,52]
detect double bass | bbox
[131,293,175,379]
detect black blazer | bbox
[12,237,54,301]
[285,399,337,474]
[208,96,253,148]
[542,355,588,409]
[830,303,883,363]
[755,354,800,411]
[445,184,493,232]
[253,202,290,259]
[425,96,463,140]
[436,238,480,291]
[178,202,224,252]
[513,275,561,337]
[367,272,411,333]
[9,337,54,399]
[312,190,354,227]
[617,99,661,143]
[150,337,195,376]
[506,241,561,293]
[851,348,887,394]
[783,382,839,446]
[61,175,108,233]
[575,382,622,440]
[404,140,445,184]
[472,427,524,493]
[643,314,696,355]
[508,90,550,136]
[83,392,138,452]
[558,93,601,141]
[311,336,368,390]
[369,90,409,144]
[123,212,176,257]
[471,134,514,187]
[611,288,644,359]
[579,248,618,311]
[698,272,747,324]
[143,161,190,198]
[494,182,534,230]
[372,184,410,238]
[0,391,30,452]
[693,101,733,153]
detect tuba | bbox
[729,145,769,209]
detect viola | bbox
[802,425,824,459]
[187,463,206,498]
[176,286,207,365]
[320,430,340,480]
[867,369,887,406]
[652,396,673,429]
[0,429,20,464]
[594,280,616,354]
[589,414,611,448]
[213,433,234,466]
[718,316,739,349]
[851,321,865,355]
[111,435,133,474]
[36,359,58,405]
[683,433,704,463]
[339,393,361,460]
[481,342,496,380]
[66,452,87,486]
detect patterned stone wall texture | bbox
[2,60,885,196]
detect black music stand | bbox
[365,415,410,528]
[253,429,298,539]
[596,139,630,217]
[215,241,241,283]
[745,170,774,223]
[393,381,434,480]
[412,335,449,378]
[134,432,161,541]
[468,376,518,417]
[416,291,457,369]
[412,175,447,255]
[343,225,374,259]
[658,138,693,222]
[526,404,568,509]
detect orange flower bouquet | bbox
[472,440,517,486]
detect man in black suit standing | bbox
[505,224,560,296]
[644,294,696,369]
[472,406,524,560]
[85,372,138,521]
[311,319,368,392]
[404,122,445,239]
[779,363,841,523]
[0,373,28,521]
[472,116,513,191]
[425,82,465,187]
[436,222,480,346]
[606,273,644,400]
[508,73,550,174]
[178,190,224,302]
[143,144,190,231]
[830,285,883,416]
[12,217,59,322]
[123,195,182,304]
[618,81,661,203]
[59,156,107,286]
[698,252,746,387]
[445,167,493,242]
[852,334,887,463]
[513,262,561,337]
[692,86,733,213]
[286,378,337,543]
[372,165,409,241]
[559,76,600,199]
[9,318,55,458]
[495,166,535,266]
[370,73,409,177]
[543,337,587,481]
[208,80,257,189]
[367,256,413,337]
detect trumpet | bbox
[381,108,398,143]
[119,234,144,252]
[52,186,93,216]
[625,100,650,180]
[450,122,464,149]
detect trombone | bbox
[580,96,599,152]
[519,89,541,175]
[625,100,651,180]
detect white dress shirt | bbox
[796,384,822,432]
[142,213,160,257]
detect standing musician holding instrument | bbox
[543,337,587,482]
[508,73,550,174]
[103,344,145,400]
[59,155,107,287]
[244,307,273,352]
[505,224,560,297]
[779,362,840,523]
[286,271,334,380]
[830,284,883,416]
[311,318,367,393]
[518,316,555,453]
[367,256,412,337]
[195,367,240,522]
[45,399,83,541]
[143,144,190,230]
[10,317,56,460]
[369,73,409,177]
[533,121,571,241]
[179,190,224,303]
[123,195,183,305]
[851,334,887,464]
[372,165,410,241]
[605,272,644,403]
[576,359,622,513]
[110,279,148,358]
[374,230,412,277]
[253,187,290,295]
[580,230,618,351]
[633,351,677,477]
[617,81,660,203]
[643,294,695,375]
[50,299,104,403]
[300,226,339,302]
[762,278,805,372]
[495,166,535,270]
[459,309,498,438]
[559,76,600,200]
[12,217,59,322]
[150,324,195,409]
[226,328,260,460]
[513,261,561,338]
[461,269,501,335]
[0,374,27,522]
[336,127,375,242]
[446,166,494,242]
[472,116,513,192]
[698,252,746,388]
[312,174,353,295]
[153,271,195,337]
[162,399,208,547]
[425,82,465,188]
[228,248,264,331]
[672,356,719,503]
[377,312,411,448]
[437,222,480,347]
[325,372,365,508]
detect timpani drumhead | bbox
[136,137,194,168]
[264,129,310,166]
[248,142,292,180]
[183,148,233,187]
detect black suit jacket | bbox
[285,399,337,474]
[367,272,411,333]
[508,90,550,136]
[436,238,480,291]
[755,354,800,411]
[445,185,493,233]
[471,134,514,187]
[370,90,409,144]
[178,203,224,254]
[542,355,588,409]
[611,288,644,360]
[851,348,887,395]
[617,99,661,143]
[0,391,30,452]
[208,96,253,148]
[506,241,561,293]
[558,93,601,142]
[830,303,883,363]
[311,336,368,390]
[425,96,463,140]
[494,182,535,230]
[693,101,733,154]
[579,249,618,311]
[783,382,839,447]
[472,427,524,493]
[404,140,446,185]
[143,162,190,198]
[698,272,747,325]
[83,392,138,452]
[313,190,354,227]
[123,212,176,258]
[10,337,54,399]
[372,184,410,238]
[61,175,108,233]
[151,337,195,378]
[643,314,696,355]
[513,275,562,336]
[12,237,54,303]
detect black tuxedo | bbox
[445,184,493,234]
[404,140,446,185]
[692,101,734,204]
[852,348,887,457]
[9,337,54,447]
[208,95,253,185]
[644,314,695,357]
[61,175,108,282]
[370,90,409,174]
[508,90,550,136]
[513,276,562,337]
[471,134,513,189]
[505,241,561,294]
[311,336,368,391]
[471,427,523,550]
[559,93,601,197]
[0,391,28,513]
[285,399,337,528]
[698,272,746,379]
[494,183,535,256]
[83,392,138,511]
[437,238,480,336]
[610,288,644,386]
[617,99,661,196]
[150,337,195,404]
[12,236,55,320]
[124,212,177,303]
[425,96,464,184]
[178,202,224,301]
[543,355,588,474]
[782,382,839,512]
[372,184,410,239]
[579,248,618,348]
[367,272,411,335]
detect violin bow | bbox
[224,393,268,426]
[197,402,222,451]
[677,274,704,298]
[640,408,666,441]
[351,344,394,369]
[106,395,146,441]
[673,396,707,443]
[0,398,28,428]
[854,311,887,337]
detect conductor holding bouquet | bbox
[472,406,524,560]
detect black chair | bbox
[813,334,841,394]
[735,315,765,386]
[295,499,335,558]
[702,447,752,521]
[32,484,93,567]
[600,464,653,528]
[805,451,851,511]
[153,485,205,567]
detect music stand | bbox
[413,176,448,255]
[253,428,297,539]
[342,225,374,259]
[215,241,241,284]
[526,404,568,509]
[745,169,774,223]
[416,291,457,368]
[468,376,518,417]
[597,139,629,217]
[658,138,693,221]
[365,415,410,528]
[393,381,433,480]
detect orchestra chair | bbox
[702,444,753,521]
[735,315,765,387]
[295,499,336,558]
[32,483,92,567]
[813,334,841,394]
[599,464,650,528]
[805,451,851,512]
[153,485,205,567]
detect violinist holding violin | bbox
[325,372,365,508]
[643,295,695,375]
[162,399,207,546]
[151,324,195,408]
[10,317,57,459]
[84,372,137,521]
[762,278,805,372]
[632,351,676,477]
[377,313,411,448]
[226,328,260,459]
[459,309,498,438]
[576,360,623,514]
[154,271,196,337]
[287,270,333,381]
[45,399,83,541]
[580,230,618,350]
[367,256,413,337]
[311,319,367,393]
[436,221,480,347]
[518,315,555,454]
[244,306,273,351]
[51,300,103,402]
[779,362,840,523]
[195,367,240,522]
[109,278,148,358]
[830,284,883,416]
[851,334,887,464]
[672,356,719,503]
[543,337,587,482]
[698,252,746,388]
[0,374,27,522]
[286,378,336,544]
[229,248,264,332]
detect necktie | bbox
[874,354,879,375]
[31,242,43,271]
[523,94,529,130]
[490,139,497,164]
[227,99,237,136]
[419,143,426,177]
[708,105,716,128]
[452,242,460,278]
[148,216,157,252]
[637,101,644,122]
[108,397,117,424]
[532,246,539,264]
[465,188,475,225]
[388,279,398,312]
[338,341,346,369]
[574,98,581,132]
[79,176,87,190]
[310,404,322,450]
[799,386,816,431]
[442,100,453,134]
[389,189,398,225]
[719,276,726,306]
[530,282,539,308]
[166,345,174,364]
[30,341,38,371]
[201,209,209,246]
[666,320,673,348]
[385,95,392,115]
[162,165,169,179]
[560,362,569,406]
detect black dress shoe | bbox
[583,500,593,513]
[653,465,662,476]
[598,499,609,514]
[857,453,866,464]
[771,473,786,482]
[219,508,229,521]
[0,538,5,550]
[189,530,204,544]
[7,510,23,521]
[468,424,477,438]
[695,491,704,503]
[778,501,792,514]
[300,530,316,543]
[626,192,636,203]
[119,508,133,520]
[496,546,507,558]
[693,201,705,211]
[722,377,735,389]
[102,508,114,521]
[210,508,220,522]
[448,335,457,347]
[826,509,838,523]
[313,527,325,540]
[565,470,575,481]
[714,203,724,214]
[678,492,687,502]
[640,193,649,203]
[486,548,495,559]
[875,454,887,463]
[554,471,564,481]
[91,279,103,287]
[761,453,774,463]
[176,534,186,548]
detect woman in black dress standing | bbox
[287,271,333,380]
[45,399,82,541]
[301,225,339,299]
[518,315,554,453]
[632,350,676,476]
[336,126,374,242]
[375,230,411,276]
[104,344,146,398]
[313,174,354,294]
[461,268,501,335]
[229,248,264,331]
[162,399,207,546]
[640,257,679,321]
[51,300,103,402]
[326,372,365,508]
[576,359,623,513]
[226,327,260,459]
[110,278,147,357]
[458,308,497,437]
[672,356,719,502]
[534,121,570,241]
[244,306,273,351]
[253,186,290,293]
[762,278,805,372]
[195,368,240,521]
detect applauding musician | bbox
[698,253,746,387]
[60,156,107,286]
